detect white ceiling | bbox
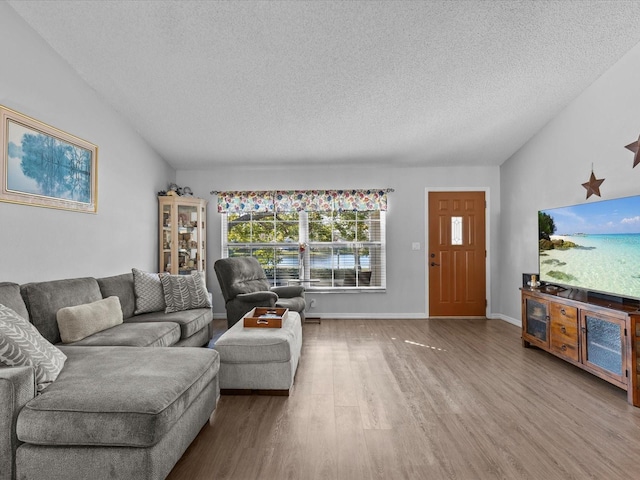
[8,0,640,170]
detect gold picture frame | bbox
[0,105,98,213]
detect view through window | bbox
[222,210,386,289]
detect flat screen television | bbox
[538,194,640,301]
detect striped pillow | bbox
[0,303,67,392]
[159,271,212,313]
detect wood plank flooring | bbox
[167,318,640,480]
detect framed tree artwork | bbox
[0,106,98,213]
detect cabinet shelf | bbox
[528,317,547,325]
[588,341,622,356]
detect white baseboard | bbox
[214,312,523,325]
[489,313,521,326]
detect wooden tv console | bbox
[521,286,640,407]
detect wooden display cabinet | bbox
[522,287,640,407]
[159,196,207,275]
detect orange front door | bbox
[428,191,486,316]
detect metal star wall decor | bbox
[625,134,640,168]
[582,169,605,199]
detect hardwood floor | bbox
[167,318,640,480]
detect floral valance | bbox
[216,191,275,213]
[215,189,391,213]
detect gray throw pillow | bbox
[57,296,123,343]
[0,303,67,392]
[160,271,212,313]
[132,268,166,314]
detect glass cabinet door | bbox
[177,204,199,274]
[581,311,625,382]
[524,296,549,346]
[159,196,207,275]
[199,204,206,272]
[161,203,172,273]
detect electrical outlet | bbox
[310,299,317,308]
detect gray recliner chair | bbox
[214,257,306,328]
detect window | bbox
[224,211,301,286]
[219,189,388,290]
[306,210,385,289]
[451,216,463,245]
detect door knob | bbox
[430,262,440,267]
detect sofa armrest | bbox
[235,291,279,304]
[0,366,35,480]
[271,285,304,298]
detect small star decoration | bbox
[582,170,605,199]
[625,134,640,168]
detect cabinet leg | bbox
[522,338,531,348]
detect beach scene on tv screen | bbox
[539,195,640,299]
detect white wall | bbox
[498,41,640,324]
[178,164,500,319]
[0,3,174,284]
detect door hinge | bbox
[626,369,629,378]
[485,299,488,307]
[625,328,628,337]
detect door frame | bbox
[424,187,491,317]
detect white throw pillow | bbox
[132,268,166,314]
[160,271,212,313]
[56,296,123,343]
[0,303,67,392]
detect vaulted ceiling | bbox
[8,1,640,170]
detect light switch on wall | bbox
[412,242,420,250]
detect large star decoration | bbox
[582,171,605,199]
[625,134,640,168]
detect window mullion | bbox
[300,211,309,281]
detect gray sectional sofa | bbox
[0,272,220,480]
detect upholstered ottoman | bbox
[213,311,302,395]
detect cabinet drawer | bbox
[550,321,579,361]
[550,303,578,324]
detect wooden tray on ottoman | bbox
[243,307,288,328]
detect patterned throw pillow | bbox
[160,271,212,314]
[0,303,67,392]
[132,268,166,314]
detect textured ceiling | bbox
[8,0,640,170]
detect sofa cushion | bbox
[127,308,212,339]
[21,277,103,344]
[96,273,136,319]
[57,296,123,344]
[0,282,29,320]
[63,322,181,347]
[0,304,67,392]
[16,346,219,447]
[159,271,212,313]
[132,268,166,314]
